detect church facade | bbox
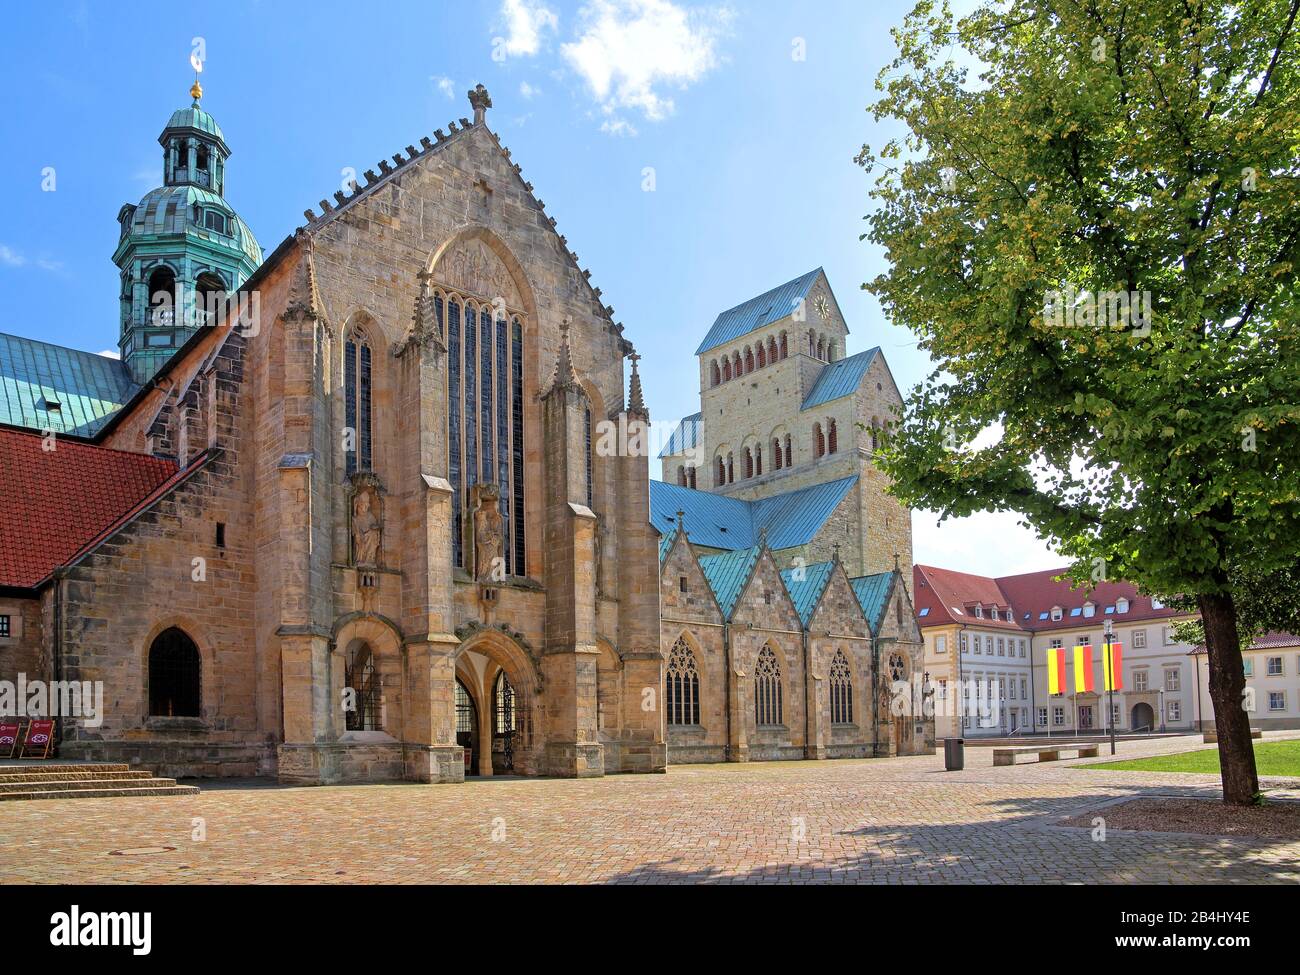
[0,84,663,783]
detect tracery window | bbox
[755,644,783,727]
[441,291,526,574]
[829,649,853,724]
[344,326,373,474]
[888,652,907,683]
[665,637,701,726]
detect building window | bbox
[1269,691,1286,712]
[1132,629,1147,649]
[1050,606,1062,621]
[344,326,373,474]
[996,638,1005,656]
[148,627,201,718]
[829,649,853,724]
[813,422,825,458]
[827,418,837,453]
[1162,626,1176,645]
[687,467,696,489]
[1050,638,1063,649]
[344,642,380,731]
[1267,656,1284,676]
[755,444,762,476]
[1167,700,1181,722]
[665,637,700,726]
[744,447,754,479]
[783,435,792,468]
[678,576,688,593]
[711,361,720,386]
[1020,678,1027,699]
[727,453,734,484]
[455,680,475,735]
[1018,639,1026,657]
[1115,597,1129,613]
[772,437,782,470]
[1164,668,1181,692]
[1133,669,1149,691]
[0,615,9,638]
[1053,706,1065,726]
[1242,658,1253,677]
[1036,707,1048,727]
[716,456,725,486]
[494,671,517,735]
[935,635,947,654]
[755,645,783,727]
[958,632,967,652]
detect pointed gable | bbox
[697,545,762,620]
[850,571,896,633]
[779,561,835,627]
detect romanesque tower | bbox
[655,268,913,580]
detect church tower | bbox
[112,76,262,383]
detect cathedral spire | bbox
[545,319,583,397]
[626,349,648,418]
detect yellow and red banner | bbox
[1047,647,1067,695]
[1102,641,1123,691]
[1073,645,1094,693]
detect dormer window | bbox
[1116,597,1129,613]
[1050,606,1063,621]
[1083,602,1095,618]
[975,604,983,618]
[1151,597,1164,610]
[202,210,227,234]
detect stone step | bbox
[0,771,155,791]
[0,763,132,776]
[0,784,199,801]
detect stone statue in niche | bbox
[471,481,504,582]
[351,481,383,568]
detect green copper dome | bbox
[161,105,227,151]
[126,184,262,266]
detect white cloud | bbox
[500,0,559,57]
[519,80,540,99]
[599,117,638,137]
[562,0,731,122]
[0,245,61,272]
[914,509,1062,579]
[97,349,121,360]
[431,75,456,99]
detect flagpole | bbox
[1104,617,1116,756]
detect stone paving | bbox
[2,733,1298,884]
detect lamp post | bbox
[1104,617,1116,756]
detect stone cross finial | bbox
[626,349,647,417]
[468,84,492,125]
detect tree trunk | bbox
[1196,590,1259,805]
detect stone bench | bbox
[1202,728,1262,744]
[993,743,1100,766]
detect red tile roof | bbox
[913,563,1185,633]
[1188,631,1300,655]
[0,427,177,590]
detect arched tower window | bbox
[814,422,825,459]
[344,325,374,474]
[148,627,201,717]
[744,348,755,373]
[147,266,177,327]
[830,649,853,724]
[726,453,734,484]
[716,455,725,487]
[779,332,788,359]
[828,418,838,454]
[732,352,742,377]
[768,336,778,362]
[744,447,753,479]
[194,271,226,326]
[722,358,732,382]
[755,645,783,727]
[756,344,766,368]
[784,435,792,468]
[687,466,696,489]
[677,465,687,486]
[665,637,701,726]
[711,360,720,386]
[755,444,762,476]
[817,336,826,360]
[772,437,782,470]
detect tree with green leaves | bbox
[859,0,1300,804]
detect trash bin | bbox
[944,737,964,771]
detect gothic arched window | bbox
[744,447,753,479]
[813,422,825,459]
[344,325,373,474]
[755,444,762,476]
[148,627,201,717]
[828,418,838,454]
[755,645,783,727]
[711,360,720,386]
[756,344,766,368]
[443,287,526,575]
[744,348,755,373]
[666,637,701,726]
[830,649,853,724]
[772,437,782,470]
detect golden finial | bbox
[190,78,203,104]
[189,50,204,105]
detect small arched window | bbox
[769,336,778,362]
[744,348,755,373]
[345,326,374,473]
[716,455,726,487]
[828,418,838,454]
[784,435,792,468]
[722,358,732,382]
[829,649,853,724]
[779,332,788,359]
[666,637,701,726]
[147,266,177,327]
[814,422,825,458]
[711,361,721,386]
[772,438,782,470]
[677,465,686,486]
[755,444,762,476]
[726,453,734,484]
[733,352,743,377]
[744,447,753,479]
[755,645,783,726]
[148,627,201,717]
[817,336,826,360]
[687,466,697,489]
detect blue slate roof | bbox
[649,475,858,552]
[698,546,762,619]
[780,561,836,626]
[658,526,678,563]
[850,571,895,631]
[658,412,702,458]
[695,268,823,356]
[0,332,139,436]
[802,348,879,411]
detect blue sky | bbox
[0,0,1060,575]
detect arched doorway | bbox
[887,651,911,753]
[343,641,380,731]
[1131,702,1155,732]
[493,671,518,774]
[456,679,479,776]
[148,626,201,717]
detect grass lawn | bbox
[1082,739,1300,776]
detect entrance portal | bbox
[493,671,518,774]
[1131,701,1155,732]
[456,679,478,775]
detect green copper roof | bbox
[850,571,895,632]
[698,545,762,619]
[802,348,879,410]
[126,184,262,265]
[780,561,836,627]
[162,105,226,147]
[0,332,138,436]
[695,268,823,356]
[658,526,678,563]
